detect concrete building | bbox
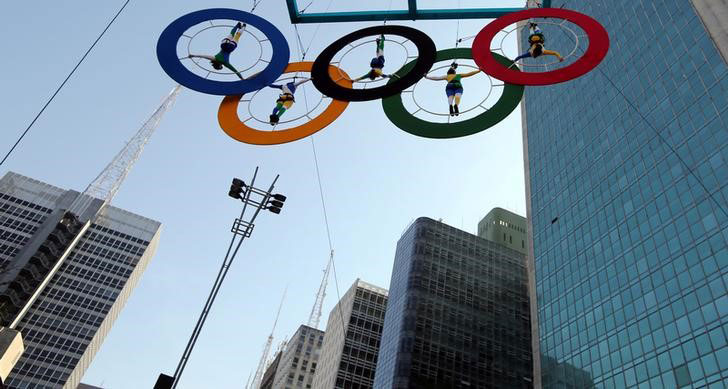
[0,172,160,388]
[312,280,387,389]
[521,1,728,388]
[264,325,324,389]
[77,383,105,389]
[478,207,528,254]
[374,215,532,388]
[260,351,282,389]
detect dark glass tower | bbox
[374,215,532,388]
[522,1,728,388]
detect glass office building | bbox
[374,216,532,388]
[522,1,728,388]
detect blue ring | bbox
[156,8,290,96]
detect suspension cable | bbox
[561,26,728,219]
[454,0,462,48]
[0,0,132,167]
[310,137,349,338]
[289,0,350,337]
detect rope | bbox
[300,0,335,60]
[0,0,132,167]
[383,0,395,25]
[250,0,264,12]
[299,0,316,14]
[454,0,462,48]
[310,137,349,338]
[291,0,350,338]
[560,27,728,219]
[595,67,728,219]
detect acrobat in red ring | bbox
[472,8,609,86]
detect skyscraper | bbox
[260,351,281,389]
[311,279,387,389]
[522,2,728,388]
[0,172,161,388]
[374,215,532,388]
[263,324,324,389]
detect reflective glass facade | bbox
[374,217,532,388]
[522,1,728,388]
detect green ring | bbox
[382,48,524,139]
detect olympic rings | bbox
[472,8,609,86]
[157,8,290,95]
[311,25,437,102]
[157,7,608,145]
[382,48,524,139]
[218,62,352,145]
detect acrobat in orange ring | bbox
[218,61,352,145]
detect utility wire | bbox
[0,0,132,167]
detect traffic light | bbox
[228,178,246,200]
[267,193,286,214]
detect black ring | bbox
[311,25,436,102]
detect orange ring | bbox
[218,61,352,145]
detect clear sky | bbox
[0,1,527,387]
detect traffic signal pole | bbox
[155,167,286,389]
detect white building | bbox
[263,325,324,389]
[311,279,387,389]
[0,172,160,388]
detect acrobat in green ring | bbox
[382,48,524,139]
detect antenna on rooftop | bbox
[307,250,333,329]
[251,287,286,389]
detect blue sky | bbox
[0,1,527,387]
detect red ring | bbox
[472,8,609,86]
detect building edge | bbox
[519,26,542,389]
[691,0,728,65]
[62,224,162,389]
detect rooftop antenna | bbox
[307,250,332,329]
[70,85,182,220]
[244,370,253,389]
[0,86,181,329]
[251,287,287,389]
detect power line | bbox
[0,0,132,167]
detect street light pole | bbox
[155,167,286,389]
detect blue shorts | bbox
[370,56,385,68]
[220,39,238,53]
[446,85,463,97]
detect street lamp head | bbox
[228,178,247,200]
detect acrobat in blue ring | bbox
[157,8,290,96]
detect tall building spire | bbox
[307,250,332,329]
[70,85,182,219]
[0,86,180,328]
[251,287,286,388]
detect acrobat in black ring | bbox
[311,25,437,102]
